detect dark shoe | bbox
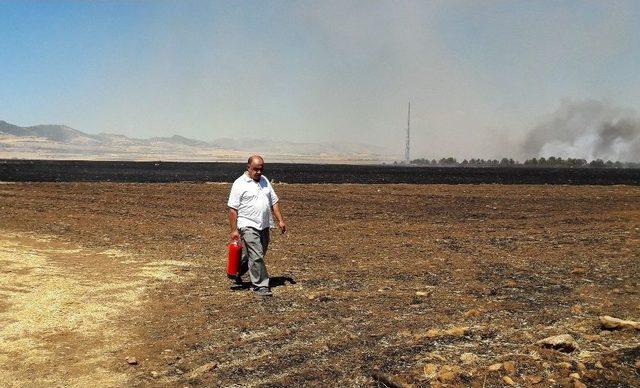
[253,287,273,297]
[230,275,248,290]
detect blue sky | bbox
[1,1,639,159]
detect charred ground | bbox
[1,159,640,185]
[0,182,638,387]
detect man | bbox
[227,155,286,297]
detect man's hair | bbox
[247,155,264,165]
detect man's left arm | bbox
[271,202,286,234]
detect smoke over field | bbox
[523,100,640,162]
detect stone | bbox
[557,362,572,369]
[569,372,580,379]
[572,323,590,333]
[151,371,159,378]
[487,363,502,371]
[425,326,470,338]
[594,361,604,369]
[415,291,429,296]
[525,375,544,384]
[372,371,411,388]
[443,326,469,337]
[571,267,587,275]
[423,363,438,380]
[573,380,587,388]
[577,351,594,361]
[599,315,640,330]
[464,309,482,318]
[460,353,479,364]
[505,279,517,287]
[634,359,640,369]
[536,334,578,352]
[437,365,461,383]
[503,361,516,374]
[502,376,515,385]
[187,362,217,380]
[426,352,447,362]
[126,357,138,365]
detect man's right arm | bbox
[227,182,242,241]
[228,207,240,241]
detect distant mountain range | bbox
[0,120,395,163]
[0,120,101,143]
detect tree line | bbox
[405,157,640,168]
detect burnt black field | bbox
[1,159,639,185]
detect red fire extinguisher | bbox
[227,239,243,278]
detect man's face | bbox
[247,159,264,181]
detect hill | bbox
[0,120,395,163]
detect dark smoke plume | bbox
[522,100,640,162]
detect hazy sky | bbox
[2,1,640,159]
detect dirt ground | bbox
[0,182,638,387]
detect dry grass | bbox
[0,231,194,387]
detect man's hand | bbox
[271,203,286,235]
[230,229,240,242]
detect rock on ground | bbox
[536,334,579,353]
[599,315,640,330]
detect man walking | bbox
[227,155,286,297]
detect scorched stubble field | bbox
[0,182,638,387]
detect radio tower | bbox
[404,100,411,164]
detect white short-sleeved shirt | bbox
[227,173,279,230]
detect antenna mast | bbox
[405,100,411,164]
